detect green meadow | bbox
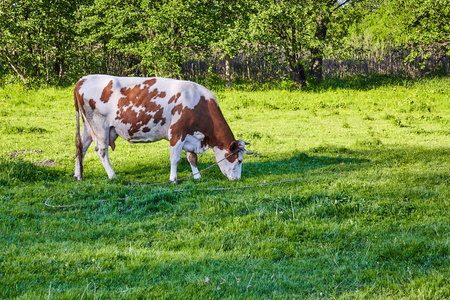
[1,76,449,299]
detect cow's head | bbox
[214,139,253,180]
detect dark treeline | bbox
[1,0,449,87]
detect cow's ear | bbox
[229,140,238,152]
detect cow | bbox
[73,75,252,183]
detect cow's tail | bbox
[74,89,83,179]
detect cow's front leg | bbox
[187,152,201,180]
[169,141,183,183]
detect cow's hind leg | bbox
[187,152,201,180]
[81,124,93,158]
[74,122,93,180]
[94,128,117,179]
[95,143,116,179]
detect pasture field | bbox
[0,76,450,299]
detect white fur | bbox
[213,147,243,180]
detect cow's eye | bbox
[238,159,243,164]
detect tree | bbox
[403,0,450,65]
[204,1,254,89]
[0,0,88,85]
[350,0,450,74]
[0,0,39,85]
[248,0,364,87]
[77,0,228,78]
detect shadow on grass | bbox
[115,148,368,183]
[11,144,447,186]
[312,74,415,91]
[240,151,369,179]
[204,74,427,92]
[228,145,449,181]
[98,144,450,183]
[9,237,448,299]
[0,156,65,186]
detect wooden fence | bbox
[181,50,449,82]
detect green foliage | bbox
[349,0,450,70]
[1,77,450,298]
[76,0,245,78]
[0,0,90,85]
[248,0,364,86]
[403,0,450,63]
[1,0,448,86]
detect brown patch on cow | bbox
[153,109,166,126]
[170,97,237,163]
[143,78,157,86]
[100,80,114,103]
[168,92,181,104]
[187,152,198,167]
[115,81,167,136]
[142,127,150,133]
[171,103,183,116]
[88,99,96,110]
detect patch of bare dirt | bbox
[33,160,60,167]
[10,150,43,156]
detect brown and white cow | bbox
[74,74,252,182]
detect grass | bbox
[0,76,450,299]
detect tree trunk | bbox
[310,49,323,83]
[225,54,232,89]
[291,60,307,88]
[46,53,49,84]
[309,15,328,84]
[5,54,27,85]
[59,61,63,81]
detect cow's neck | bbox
[204,98,236,152]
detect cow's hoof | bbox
[171,180,179,185]
[74,175,82,181]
